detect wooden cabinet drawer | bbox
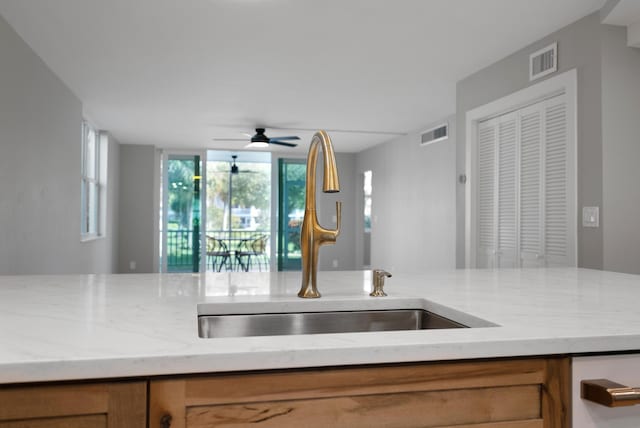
[0,381,146,428]
[150,358,569,428]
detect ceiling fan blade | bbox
[212,138,249,141]
[269,140,298,147]
[241,133,253,138]
[268,135,300,141]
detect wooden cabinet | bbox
[150,357,570,428]
[0,381,146,428]
[0,358,570,428]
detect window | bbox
[81,121,106,239]
[362,170,372,267]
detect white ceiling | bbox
[602,0,640,26]
[0,0,605,153]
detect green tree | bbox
[206,162,230,230]
[206,161,271,231]
[285,163,306,216]
[168,159,195,228]
[231,163,270,229]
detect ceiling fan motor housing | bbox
[231,155,239,174]
[251,128,269,143]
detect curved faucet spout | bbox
[304,131,340,209]
[298,131,341,298]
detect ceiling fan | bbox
[213,128,300,148]
[228,155,258,175]
[230,155,242,174]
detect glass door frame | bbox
[161,150,207,273]
[277,157,307,271]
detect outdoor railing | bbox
[166,229,270,272]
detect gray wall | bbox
[271,151,358,272]
[601,25,640,273]
[0,14,119,274]
[316,152,357,271]
[118,144,158,273]
[355,116,457,273]
[456,12,604,269]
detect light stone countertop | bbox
[1,268,639,384]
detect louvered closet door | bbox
[475,93,573,268]
[543,95,573,267]
[519,104,543,268]
[476,118,497,269]
[496,113,518,268]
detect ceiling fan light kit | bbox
[245,141,269,149]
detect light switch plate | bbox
[582,206,599,228]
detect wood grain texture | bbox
[107,382,146,428]
[0,381,145,427]
[150,357,570,428]
[542,358,571,428]
[0,415,105,428]
[0,384,108,420]
[186,385,540,428]
[149,379,186,428]
[439,421,543,428]
[184,358,547,406]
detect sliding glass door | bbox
[278,158,306,271]
[161,152,206,272]
[206,151,271,272]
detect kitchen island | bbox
[1,268,639,426]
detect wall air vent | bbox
[530,42,557,81]
[420,123,448,146]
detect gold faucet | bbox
[298,130,341,298]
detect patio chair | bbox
[235,234,270,272]
[206,236,231,272]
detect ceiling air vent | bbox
[420,123,448,146]
[529,42,557,81]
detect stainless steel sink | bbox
[198,309,468,338]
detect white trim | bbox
[81,121,106,240]
[465,68,577,268]
[153,148,161,273]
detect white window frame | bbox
[465,69,577,268]
[81,120,107,241]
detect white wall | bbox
[355,117,457,273]
[118,144,158,273]
[601,24,640,274]
[0,14,119,274]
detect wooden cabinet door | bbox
[150,358,569,428]
[0,381,146,428]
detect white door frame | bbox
[465,69,577,268]
[161,149,208,273]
